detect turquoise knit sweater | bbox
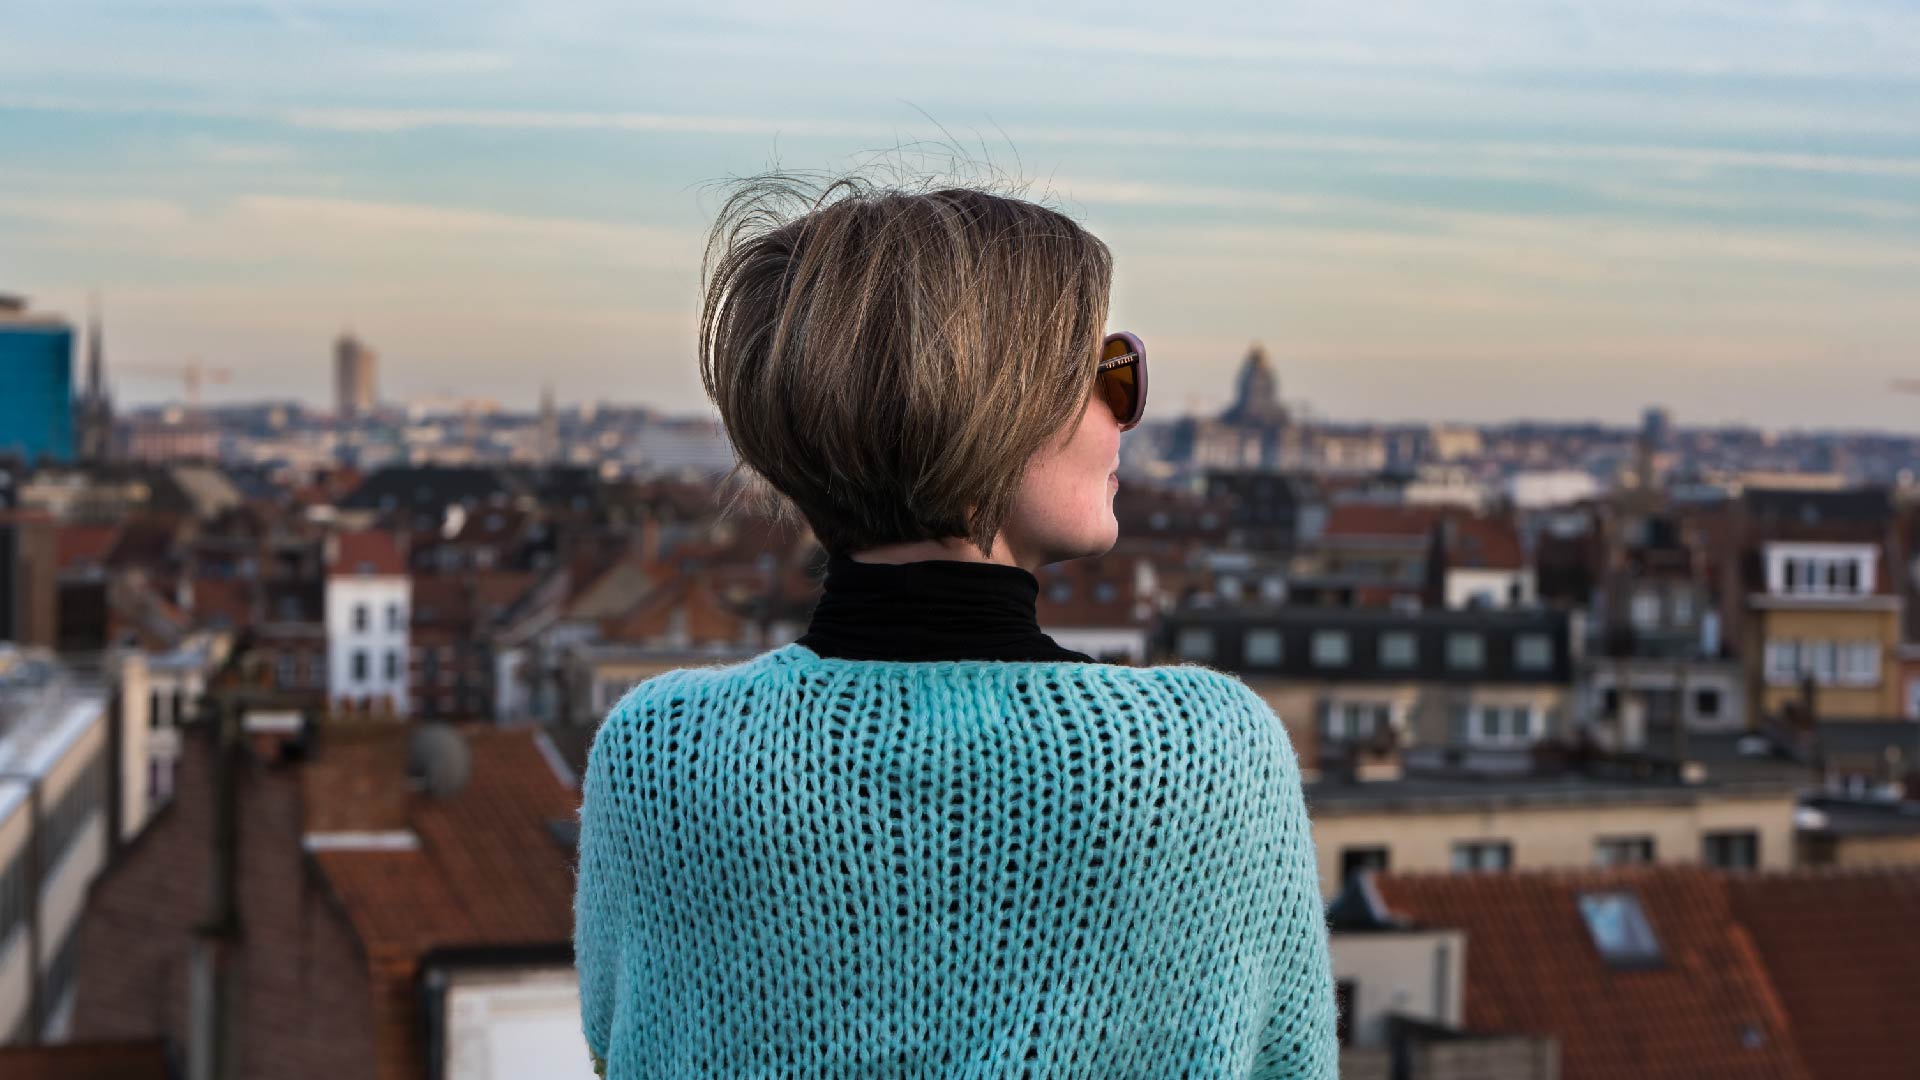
[573,642,1339,1078]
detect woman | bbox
[573,174,1339,1078]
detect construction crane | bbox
[120,357,235,411]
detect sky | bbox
[2,1,1919,430]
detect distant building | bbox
[324,530,410,716]
[0,647,119,1044]
[1160,603,1580,763]
[1167,343,1298,471]
[333,331,378,420]
[1738,488,1904,724]
[73,302,113,464]
[1308,741,1798,899]
[0,511,58,649]
[0,295,75,464]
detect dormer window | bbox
[1766,543,1875,597]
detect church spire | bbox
[87,291,106,402]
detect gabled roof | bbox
[57,523,121,572]
[327,529,406,577]
[1370,865,1814,1080]
[1726,867,1920,1080]
[304,723,579,958]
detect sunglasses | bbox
[1096,330,1148,431]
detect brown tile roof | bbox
[1443,514,1526,571]
[302,723,412,834]
[188,575,253,629]
[57,523,121,572]
[0,1039,174,1079]
[600,574,750,646]
[78,717,582,1080]
[328,529,407,576]
[1726,867,1920,1080]
[1323,503,1448,540]
[71,728,377,1080]
[1370,865,1815,1080]
[306,723,579,955]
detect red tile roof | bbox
[1321,505,1526,570]
[57,523,121,571]
[600,574,749,646]
[1322,503,1449,540]
[72,728,377,1080]
[1443,514,1526,571]
[306,723,579,956]
[328,529,407,576]
[1370,865,1815,1080]
[1726,867,1920,1080]
[77,715,582,1080]
[189,575,253,629]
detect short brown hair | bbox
[697,172,1113,558]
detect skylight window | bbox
[1577,890,1663,968]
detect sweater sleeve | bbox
[1232,681,1343,1080]
[574,705,631,1072]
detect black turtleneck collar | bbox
[796,552,1096,663]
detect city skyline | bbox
[3,1,1919,428]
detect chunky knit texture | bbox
[574,642,1339,1078]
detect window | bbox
[1378,631,1417,668]
[1577,890,1663,967]
[1704,830,1759,870]
[1671,590,1694,624]
[276,656,297,687]
[353,604,369,632]
[1595,836,1655,867]
[1630,590,1661,629]
[1693,687,1721,720]
[1764,640,1799,685]
[1807,639,1835,683]
[1472,704,1537,746]
[1446,632,1485,670]
[1327,701,1392,742]
[1840,641,1880,685]
[1781,553,1871,597]
[384,650,399,681]
[1451,840,1512,872]
[351,650,369,682]
[1340,846,1389,885]
[1514,633,1553,672]
[1049,582,1073,603]
[1311,630,1351,668]
[1244,629,1283,666]
[1093,582,1117,603]
[387,602,403,630]
[1176,628,1214,661]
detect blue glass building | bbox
[0,295,75,464]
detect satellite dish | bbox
[407,722,472,799]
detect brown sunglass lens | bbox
[1099,338,1140,426]
[1100,364,1138,426]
